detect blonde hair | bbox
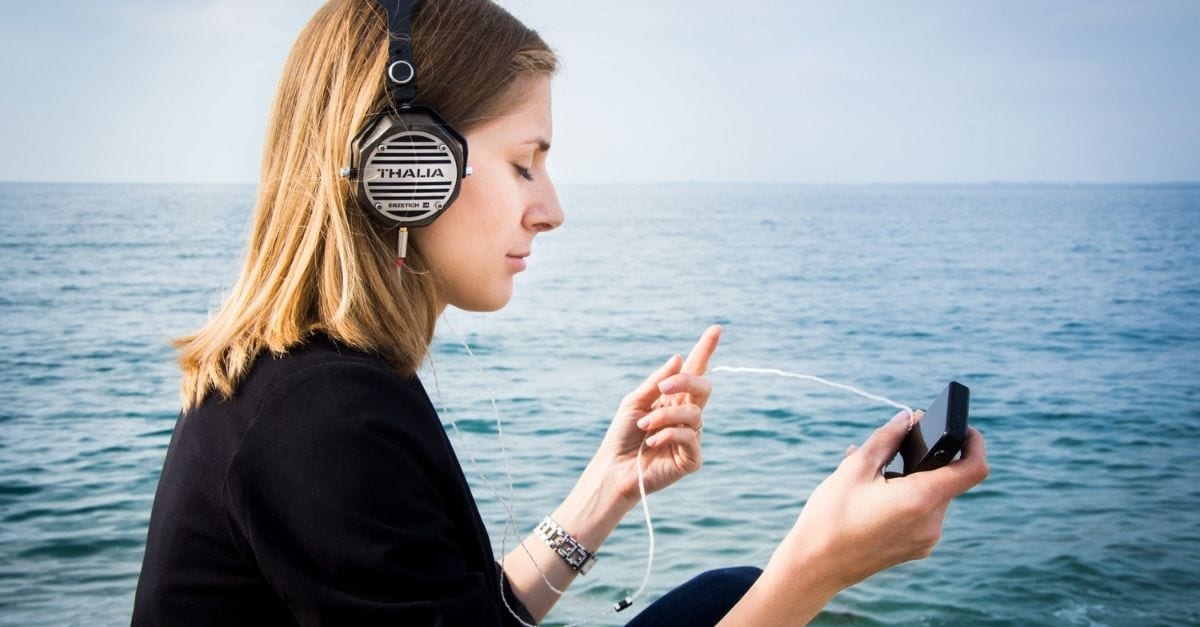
[175,0,557,411]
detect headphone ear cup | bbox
[350,106,468,228]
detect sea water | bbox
[1,182,1197,625]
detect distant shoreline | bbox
[3,180,1199,189]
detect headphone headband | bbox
[376,0,419,106]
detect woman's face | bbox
[412,76,563,312]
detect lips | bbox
[507,252,528,271]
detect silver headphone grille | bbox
[362,130,459,224]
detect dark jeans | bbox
[623,566,762,627]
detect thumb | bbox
[854,409,921,473]
[623,354,683,408]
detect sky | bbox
[1,0,1197,185]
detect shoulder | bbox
[232,334,442,453]
[247,334,423,399]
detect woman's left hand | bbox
[595,325,722,507]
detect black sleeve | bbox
[222,361,530,626]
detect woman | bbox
[133,1,988,625]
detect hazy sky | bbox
[2,0,1197,184]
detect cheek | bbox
[420,176,483,250]
[412,198,494,282]
[442,188,520,259]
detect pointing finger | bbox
[682,325,722,376]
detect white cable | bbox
[710,366,914,417]
[627,441,655,605]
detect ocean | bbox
[1,182,1197,625]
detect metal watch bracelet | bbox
[534,516,598,575]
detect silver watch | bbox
[534,516,598,575]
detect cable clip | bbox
[396,227,409,268]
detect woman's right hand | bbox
[719,410,989,626]
[780,410,989,590]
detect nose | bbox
[524,177,564,232]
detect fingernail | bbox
[645,435,658,447]
[891,409,911,423]
[637,417,649,430]
[658,380,676,394]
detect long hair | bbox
[175,0,557,411]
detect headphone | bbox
[341,0,470,245]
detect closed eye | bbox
[513,164,534,181]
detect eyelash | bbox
[513,164,534,181]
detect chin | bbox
[453,287,514,313]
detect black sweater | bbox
[133,335,533,626]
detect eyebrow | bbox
[520,138,551,152]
